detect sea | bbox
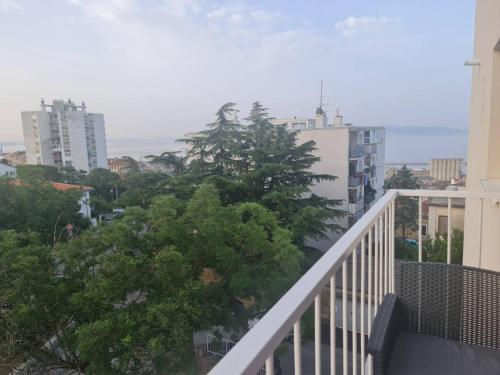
[1,132,469,166]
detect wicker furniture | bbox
[367,262,500,375]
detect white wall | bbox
[295,127,350,251]
[91,113,108,169]
[65,111,89,171]
[464,0,500,271]
[21,111,51,165]
[0,163,16,177]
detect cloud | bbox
[68,0,135,22]
[335,16,395,38]
[0,0,22,12]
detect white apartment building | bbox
[272,107,385,251]
[21,99,108,172]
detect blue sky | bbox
[0,0,475,141]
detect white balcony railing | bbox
[208,189,500,375]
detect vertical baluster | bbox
[367,226,373,375]
[343,261,348,375]
[330,275,336,375]
[418,196,423,262]
[374,223,379,315]
[266,355,274,375]
[294,320,302,375]
[378,217,383,304]
[447,197,452,264]
[352,249,357,375]
[360,237,366,375]
[315,295,321,375]
[385,209,389,295]
[391,200,395,292]
[368,227,373,329]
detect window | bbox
[437,215,448,235]
[422,224,427,236]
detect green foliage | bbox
[423,228,463,264]
[16,165,62,181]
[179,102,345,248]
[145,152,186,177]
[394,237,418,261]
[85,168,121,202]
[0,184,302,373]
[0,179,89,243]
[116,172,170,208]
[384,165,420,238]
[394,229,464,265]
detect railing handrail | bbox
[397,189,500,199]
[208,190,398,375]
[208,188,500,375]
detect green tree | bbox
[59,166,88,184]
[85,168,121,202]
[0,180,89,243]
[179,102,345,249]
[119,156,141,175]
[16,165,61,181]
[116,172,170,208]
[423,228,463,264]
[384,165,420,238]
[145,152,186,176]
[0,184,302,373]
[181,103,242,177]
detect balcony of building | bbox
[348,176,363,189]
[349,145,366,159]
[208,189,500,375]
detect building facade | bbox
[272,109,385,250]
[0,163,16,177]
[464,0,500,271]
[0,151,26,166]
[21,99,108,172]
[430,158,462,181]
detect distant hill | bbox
[386,126,468,136]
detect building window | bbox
[438,215,448,235]
[422,224,428,236]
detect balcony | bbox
[208,189,500,375]
[349,145,365,159]
[348,200,364,215]
[364,144,377,154]
[348,176,363,188]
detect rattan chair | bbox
[367,262,500,375]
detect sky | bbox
[0,0,476,142]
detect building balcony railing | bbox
[364,144,377,154]
[349,145,365,159]
[208,189,500,375]
[348,176,363,188]
[348,200,364,215]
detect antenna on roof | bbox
[319,80,324,110]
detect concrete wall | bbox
[427,205,465,239]
[91,113,108,169]
[464,0,500,271]
[0,163,16,177]
[430,159,461,181]
[21,111,51,165]
[295,127,350,251]
[65,111,89,171]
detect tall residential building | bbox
[272,108,385,251]
[21,99,108,172]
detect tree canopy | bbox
[0,184,302,374]
[384,165,420,238]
